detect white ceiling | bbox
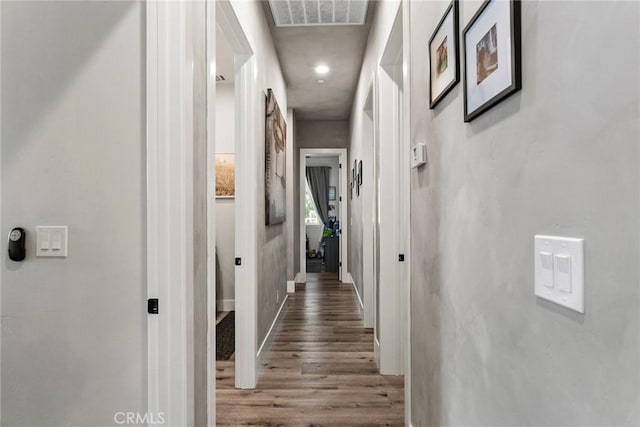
[263,1,375,120]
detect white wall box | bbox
[534,235,584,313]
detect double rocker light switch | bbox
[36,226,68,257]
[534,235,584,313]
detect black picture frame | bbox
[462,0,521,122]
[428,0,460,109]
[358,161,362,186]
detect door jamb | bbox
[215,0,257,390]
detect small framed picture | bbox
[463,0,521,122]
[428,0,460,109]
[328,186,336,201]
[358,161,362,186]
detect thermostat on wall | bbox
[411,143,426,168]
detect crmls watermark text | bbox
[114,412,165,425]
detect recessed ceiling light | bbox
[315,64,330,75]
[317,79,325,84]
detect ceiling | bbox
[263,1,376,121]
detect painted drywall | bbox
[1,1,146,425]
[408,1,639,425]
[297,120,350,148]
[230,0,289,347]
[215,82,236,309]
[305,156,340,251]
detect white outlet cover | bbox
[534,235,584,313]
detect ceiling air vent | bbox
[269,0,369,27]
[216,75,226,82]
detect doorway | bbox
[299,149,348,283]
[214,23,237,365]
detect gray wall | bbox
[1,1,146,425]
[235,1,289,347]
[409,1,639,425]
[215,82,236,306]
[297,120,350,149]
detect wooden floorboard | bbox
[216,273,404,426]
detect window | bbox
[305,182,321,225]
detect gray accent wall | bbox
[1,1,146,425]
[409,1,639,425]
[233,0,290,347]
[297,120,350,149]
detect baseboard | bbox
[287,280,296,293]
[256,294,289,368]
[343,272,354,284]
[216,299,235,312]
[350,279,364,312]
[294,272,306,283]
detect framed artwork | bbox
[265,89,286,225]
[429,0,460,109]
[328,186,336,201]
[215,153,235,198]
[463,0,521,122]
[358,161,363,186]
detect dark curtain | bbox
[305,167,331,226]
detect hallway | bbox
[216,273,404,426]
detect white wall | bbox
[1,2,146,425]
[215,82,235,309]
[407,1,639,426]
[304,156,339,252]
[229,0,288,346]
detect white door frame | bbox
[146,1,197,425]
[376,6,409,377]
[215,0,258,390]
[362,81,375,329]
[401,0,412,422]
[299,149,348,283]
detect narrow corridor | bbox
[216,273,404,426]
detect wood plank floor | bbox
[216,272,404,426]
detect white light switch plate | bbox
[36,226,68,257]
[534,235,584,313]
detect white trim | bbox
[256,294,289,367]
[205,1,216,425]
[216,299,236,312]
[0,1,3,420]
[361,78,375,330]
[215,0,258,390]
[287,280,296,293]
[401,0,412,422]
[351,280,364,312]
[343,272,354,284]
[147,1,196,425]
[376,5,405,376]
[295,272,306,283]
[299,148,349,282]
